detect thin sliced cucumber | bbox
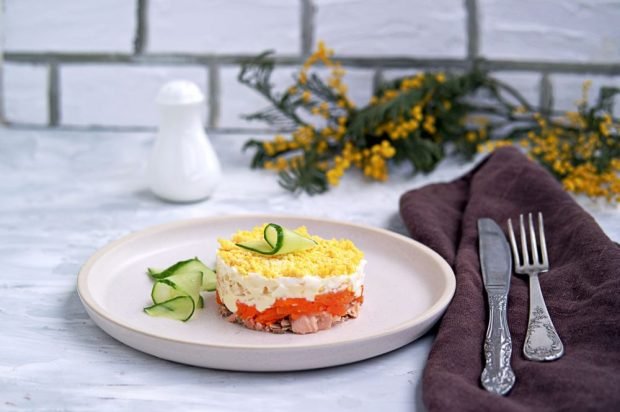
[235,223,317,255]
[151,279,178,303]
[148,258,215,284]
[148,258,215,291]
[275,225,317,254]
[145,258,215,321]
[148,258,206,280]
[167,270,202,303]
[144,296,195,321]
[201,267,216,292]
[151,271,202,305]
[235,239,274,254]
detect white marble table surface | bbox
[1,128,618,411]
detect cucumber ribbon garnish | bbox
[235,223,317,255]
[143,257,216,321]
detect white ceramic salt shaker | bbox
[147,80,221,202]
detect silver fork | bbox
[507,212,564,361]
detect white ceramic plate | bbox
[77,215,455,371]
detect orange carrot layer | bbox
[232,288,363,325]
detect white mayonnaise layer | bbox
[215,255,366,313]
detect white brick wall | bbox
[3,63,48,125]
[480,0,620,63]
[1,0,618,129]
[382,69,423,82]
[149,0,300,54]
[492,72,541,107]
[551,74,620,117]
[61,65,207,127]
[219,66,298,128]
[316,0,467,57]
[4,0,135,52]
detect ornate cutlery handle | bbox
[481,293,515,395]
[524,274,564,361]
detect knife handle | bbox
[481,293,515,395]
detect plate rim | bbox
[77,213,456,351]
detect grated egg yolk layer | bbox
[217,225,364,278]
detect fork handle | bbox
[524,274,564,361]
[481,293,515,395]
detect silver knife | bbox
[478,218,515,395]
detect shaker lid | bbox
[156,80,205,105]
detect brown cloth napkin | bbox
[399,147,620,412]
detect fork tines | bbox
[507,212,549,273]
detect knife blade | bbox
[478,218,515,395]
